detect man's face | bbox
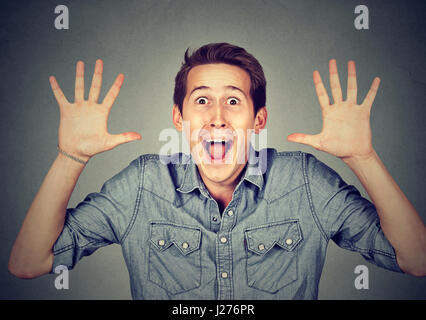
[173,63,267,188]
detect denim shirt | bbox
[51,148,403,299]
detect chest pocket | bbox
[148,222,202,295]
[244,220,303,293]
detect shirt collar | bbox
[176,155,210,197]
[241,145,266,191]
[176,145,266,194]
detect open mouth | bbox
[201,138,233,162]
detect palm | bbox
[50,60,141,161]
[317,99,372,158]
[288,60,380,161]
[58,101,110,156]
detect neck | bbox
[198,164,247,213]
[207,182,236,213]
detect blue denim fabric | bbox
[51,148,403,299]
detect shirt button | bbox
[221,272,228,279]
[258,243,265,251]
[227,210,234,217]
[158,239,165,246]
[182,242,189,249]
[212,216,218,222]
[285,238,293,245]
[220,237,227,243]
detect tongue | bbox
[210,143,226,160]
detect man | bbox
[8,43,426,299]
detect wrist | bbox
[55,152,87,178]
[57,145,90,166]
[341,149,378,167]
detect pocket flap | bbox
[150,222,201,255]
[244,220,302,255]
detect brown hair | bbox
[173,43,266,116]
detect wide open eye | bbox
[196,97,208,104]
[227,97,239,105]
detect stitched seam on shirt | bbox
[227,188,242,299]
[178,163,190,191]
[267,184,305,205]
[54,239,109,255]
[342,239,396,258]
[366,225,396,258]
[120,156,145,244]
[53,211,114,254]
[302,152,329,242]
[140,187,175,205]
[263,151,304,204]
[70,202,121,237]
[141,183,199,207]
[53,243,74,255]
[276,151,303,157]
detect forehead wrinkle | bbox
[189,85,248,98]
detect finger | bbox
[362,77,381,108]
[102,73,124,108]
[88,59,103,102]
[329,59,343,104]
[313,70,330,108]
[75,61,85,103]
[49,76,69,107]
[347,60,358,103]
[106,132,142,149]
[287,133,321,150]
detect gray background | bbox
[1,0,425,299]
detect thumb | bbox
[287,133,321,150]
[107,132,142,149]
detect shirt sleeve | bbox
[305,153,404,273]
[49,157,141,273]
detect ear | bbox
[172,105,183,131]
[254,107,267,133]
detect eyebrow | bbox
[189,85,247,98]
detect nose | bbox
[209,104,227,129]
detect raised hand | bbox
[49,60,141,162]
[287,60,380,162]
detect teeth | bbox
[202,137,233,157]
[205,138,231,143]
